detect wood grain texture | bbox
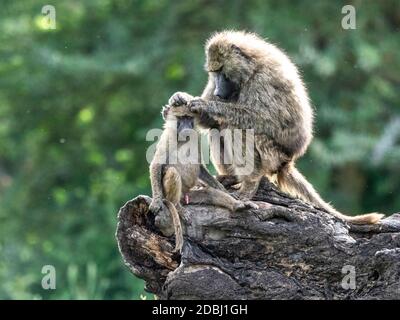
[116,178,400,299]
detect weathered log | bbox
[116,178,400,299]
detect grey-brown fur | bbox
[149,104,258,251]
[168,30,383,224]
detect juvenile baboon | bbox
[169,30,383,224]
[149,105,257,251]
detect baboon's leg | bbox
[188,188,258,211]
[231,136,287,200]
[216,175,239,188]
[149,162,165,213]
[235,145,264,200]
[163,167,182,205]
[237,159,264,200]
[199,164,226,191]
[163,167,184,252]
[209,134,238,188]
[209,133,236,176]
[236,172,263,200]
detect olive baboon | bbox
[149,104,258,251]
[169,30,383,224]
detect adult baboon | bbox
[169,30,383,224]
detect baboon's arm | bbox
[197,110,221,129]
[149,162,164,201]
[190,99,273,135]
[199,164,226,191]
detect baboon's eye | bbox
[231,44,250,60]
[231,44,241,52]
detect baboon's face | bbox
[176,116,194,134]
[206,42,255,101]
[211,69,238,101]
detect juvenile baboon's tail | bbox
[277,164,384,225]
[163,200,184,252]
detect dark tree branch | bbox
[116,178,400,299]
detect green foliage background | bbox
[0,0,399,299]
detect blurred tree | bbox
[0,0,399,299]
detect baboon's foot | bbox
[233,200,259,211]
[148,198,164,213]
[217,175,238,188]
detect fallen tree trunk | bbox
[116,178,400,299]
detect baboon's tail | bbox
[277,164,384,225]
[163,200,184,252]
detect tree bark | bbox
[116,178,400,300]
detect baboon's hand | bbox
[188,98,208,114]
[234,200,259,211]
[149,198,163,213]
[162,104,192,119]
[243,201,259,210]
[169,92,194,107]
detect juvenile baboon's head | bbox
[205,31,268,99]
[162,105,194,133]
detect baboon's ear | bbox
[161,105,170,120]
